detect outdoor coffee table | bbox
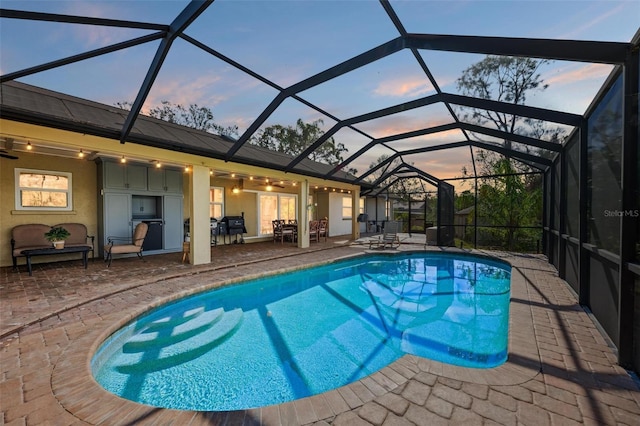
[20,246,91,276]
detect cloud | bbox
[557,3,625,39]
[543,63,612,87]
[373,75,434,98]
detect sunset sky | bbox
[1,0,638,185]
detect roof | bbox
[1,80,357,184]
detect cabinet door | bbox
[164,169,183,193]
[163,195,183,250]
[147,167,165,192]
[127,165,148,190]
[104,162,127,189]
[104,193,131,245]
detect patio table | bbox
[20,246,91,276]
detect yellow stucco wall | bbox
[1,119,360,267]
[1,153,98,267]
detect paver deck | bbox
[1,237,639,425]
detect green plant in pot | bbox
[44,226,71,249]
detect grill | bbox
[221,215,246,244]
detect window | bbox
[259,193,297,235]
[209,187,224,219]
[342,196,352,219]
[359,197,365,214]
[15,168,72,211]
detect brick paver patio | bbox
[1,238,639,425]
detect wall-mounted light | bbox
[26,142,33,151]
[78,149,85,158]
[209,169,213,175]
[154,161,162,168]
[249,176,254,181]
[232,186,240,194]
[231,173,236,178]
[292,182,297,186]
[120,156,126,163]
[266,185,273,191]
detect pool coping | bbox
[51,249,541,423]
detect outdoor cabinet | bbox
[163,195,183,250]
[148,168,183,193]
[98,159,184,256]
[103,161,147,190]
[100,192,132,255]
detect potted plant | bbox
[44,226,71,249]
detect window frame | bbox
[14,168,73,211]
[257,192,298,236]
[209,186,224,220]
[342,195,352,220]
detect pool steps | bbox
[123,307,224,351]
[114,308,243,374]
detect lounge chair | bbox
[104,222,148,267]
[368,221,400,249]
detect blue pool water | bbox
[92,252,511,411]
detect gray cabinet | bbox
[104,162,147,190]
[163,195,183,250]
[103,192,132,249]
[148,168,182,193]
[99,159,183,255]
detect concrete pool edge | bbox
[51,249,542,423]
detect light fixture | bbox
[26,142,33,151]
[249,176,254,180]
[78,149,85,158]
[155,162,162,168]
[232,186,240,194]
[266,185,273,191]
[231,173,236,178]
[292,182,297,187]
[279,180,284,185]
[120,156,126,163]
[184,165,190,172]
[209,169,213,175]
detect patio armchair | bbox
[104,222,148,267]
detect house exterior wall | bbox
[1,152,98,267]
[1,120,360,267]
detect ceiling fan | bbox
[1,138,19,159]
[0,149,18,160]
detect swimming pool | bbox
[92,251,511,411]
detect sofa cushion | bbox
[54,223,92,247]
[11,224,51,250]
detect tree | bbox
[250,118,348,165]
[456,56,558,250]
[115,101,239,138]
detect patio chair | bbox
[309,220,319,242]
[369,221,400,250]
[318,217,328,242]
[272,220,294,244]
[104,222,148,267]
